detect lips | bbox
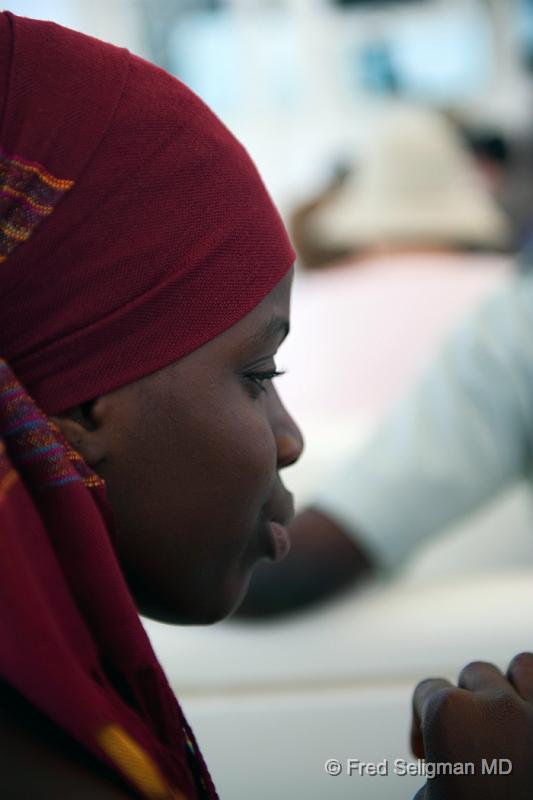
[266,520,291,562]
[261,488,294,563]
[266,486,294,528]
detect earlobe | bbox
[50,413,106,467]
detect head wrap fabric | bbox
[0,11,294,415]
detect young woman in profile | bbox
[0,12,301,798]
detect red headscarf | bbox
[0,11,294,414]
[0,10,294,798]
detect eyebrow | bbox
[247,315,290,351]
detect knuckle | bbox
[458,659,492,681]
[423,687,459,724]
[508,652,533,677]
[482,688,523,726]
[415,677,440,692]
[485,687,517,709]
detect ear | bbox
[50,399,107,467]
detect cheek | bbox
[187,403,277,520]
[101,386,280,623]
[114,393,277,541]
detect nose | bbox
[267,386,304,468]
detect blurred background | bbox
[9,1,533,798]
[8,0,533,205]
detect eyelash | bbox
[243,369,286,397]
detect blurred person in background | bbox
[461,124,533,253]
[290,105,511,270]
[238,104,525,618]
[498,135,533,251]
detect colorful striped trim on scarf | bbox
[0,439,18,503]
[0,358,102,491]
[0,149,74,262]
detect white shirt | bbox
[314,268,533,571]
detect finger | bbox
[412,678,455,722]
[411,678,454,759]
[410,723,425,761]
[457,660,507,692]
[507,652,533,702]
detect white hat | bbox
[311,105,511,250]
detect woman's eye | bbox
[242,369,285,398]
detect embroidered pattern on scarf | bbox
[0,150,74,262]
[0,359,101,491]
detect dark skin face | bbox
[55,270,303,625]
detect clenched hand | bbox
[410,653,533,799]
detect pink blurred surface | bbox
[280,252,513,421]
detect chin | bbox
[133,574,252,626]
[186,579,252,626]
